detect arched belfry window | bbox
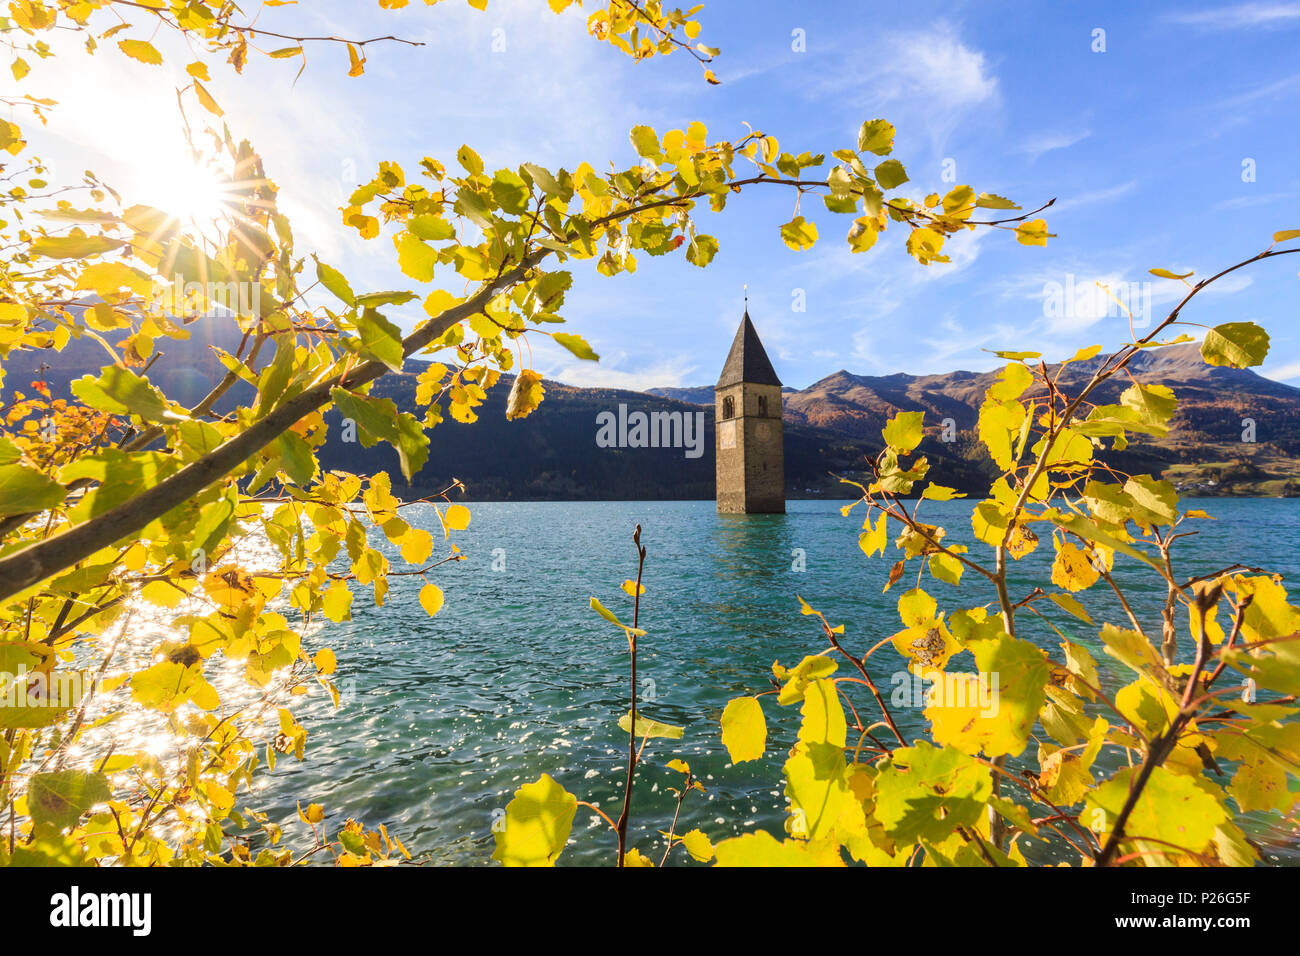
[757,395,768,417]
[722,396,735,420]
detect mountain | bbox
[4,322,1298,499]
[653,344,1300,497]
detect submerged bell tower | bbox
[715,308,785,514]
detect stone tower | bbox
[715,310,785,514]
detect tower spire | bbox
[716,309,781,388]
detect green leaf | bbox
[1120,382,1177,429]
[927,634,1050,758]
[1049,592,1093,624]
[1124,474,1179,527]
[779,216,818,251]
[874,159,908,189]
[59,450,177,523]
[975,193,1019,210]
[396,234,436,282]
[0,464,66,515]
[456,144,484,177]
[1052,513,1161,571]
[1099,622,1166,678]
[353,290,417,308]
[490,169,531,215]
[882,410,924,453]
[354,307,405,371]
[618,710,684,739]
[874,741,992,844]
[490,773,577,867]
[71,367,184,423]
[521,163,564,200]
[686,234,719,267]
[407,215,456,242]
[1200,321,1269,368]
[857,118,895,155]
[330,388,428,481]
[720,696,766,763]
[552,331,599,361]
[1086,765,1226,855]
[28,771,111,830]
[630,125,661,159]
[0,437,21,465]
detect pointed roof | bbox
[716,311,782,388]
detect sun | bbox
[143,155,233,235]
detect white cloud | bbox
[805,22,999,154]
[1213,190,1300,210]
[997,262,1254,337]
[1048,180,1140,216]
[1167,3,1300,28]
[538,345,700,391]
[1262,358,1300,381]
[1016,128,1091,161]
[877,26,999,109]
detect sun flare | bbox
[144,156,233,234]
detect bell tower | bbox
[715,308,785,514]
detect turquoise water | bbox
[263,498,1300,865]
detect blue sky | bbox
[24,0,1300,390]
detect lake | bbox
[250,498,1300,866]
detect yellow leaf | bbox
[858,511,888,557]
[314,648,337,675]
[418,583,444,617]
[505,369,545,421]
[346,42,365,77]
[444,503,471,530]
[713,830,827,867]
[194,80,223,117]
[1050,592,1093,623]
[620,579,645,597]
[1014,219,1053,246]
[681,829,715,862]
[720,696,766,763]
[1051,541,1100,592]
[399,528,434,565]
[779,216,818,251]
[118,39,163,65]
[491,773,577,867]
[618,711,684,739]
[321,580,353,622]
